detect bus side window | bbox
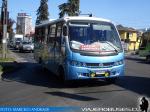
[48,24,56,45]
[56,23,63,48]
[56,24,62,37]
[63,26,67,36]
[47,25,51,44]
[38,27,45,44]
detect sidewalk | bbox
[8,50,29,63]
[0,50,25,81]
[125,51,146,61]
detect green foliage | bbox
[59,3,69,18]
[7,18,15,33]
[36,0,49,25]
[0,65,3,72]
[0,44,12,55]
[59,0,80,18]
[41,45,49,60]
[68,0,80,16]
[3,65,15,73]
[0,64,16,73]
[0,58,15,62]
[146,43,150,50]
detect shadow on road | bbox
[1,62,150,97]
[0,61,22,82]
[45,91,99,101]
[1,62,111,88]
[115,76,150,97]
[126,57,145,61]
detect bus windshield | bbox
[69,21,122,54]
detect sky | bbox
[1,0,150,29]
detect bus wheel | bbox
[58,67,65,83]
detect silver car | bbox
[19,41,34,53]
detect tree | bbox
[59,0,80,18]
[7,18,15,41]
[68,0,80,16]
[36,0,49,25]
[59,3,69,18]
[7,18,15,33]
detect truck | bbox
[13,34,23,49]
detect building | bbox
[16,13,33,36]
[142,31,150,46]
[117,25,141,51]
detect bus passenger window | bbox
[63,26,67,36]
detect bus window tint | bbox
[47,24,56,44]
[63,26,67,36]
[69,22,122,52]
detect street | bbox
[0,50,150,110]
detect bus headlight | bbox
[70,61,87,67]
[114,60,124,66]
[82,62,87,67]
[70,60,78,66]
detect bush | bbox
[3,65,15,73]
[0,65,3,72]
[0,64,16,73]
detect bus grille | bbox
[86,62,114,68]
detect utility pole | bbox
[2,0,8,58]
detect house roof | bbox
[117,25,137,32]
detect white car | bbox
[19,42,34,52]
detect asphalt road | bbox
[0,50,150,111]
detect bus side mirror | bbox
[63,26,67,36]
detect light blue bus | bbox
[34,16,124,82]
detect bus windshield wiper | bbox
[104,41,119,53]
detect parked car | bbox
[7,40,14,48]
[19,41,34,52]
[14,41,21,50]
[146,52,150,63]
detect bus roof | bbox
[36,16,112,28]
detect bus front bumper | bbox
[66,64,124,80]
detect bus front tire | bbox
[58,67,65,83]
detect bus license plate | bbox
[96,71,105,75]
